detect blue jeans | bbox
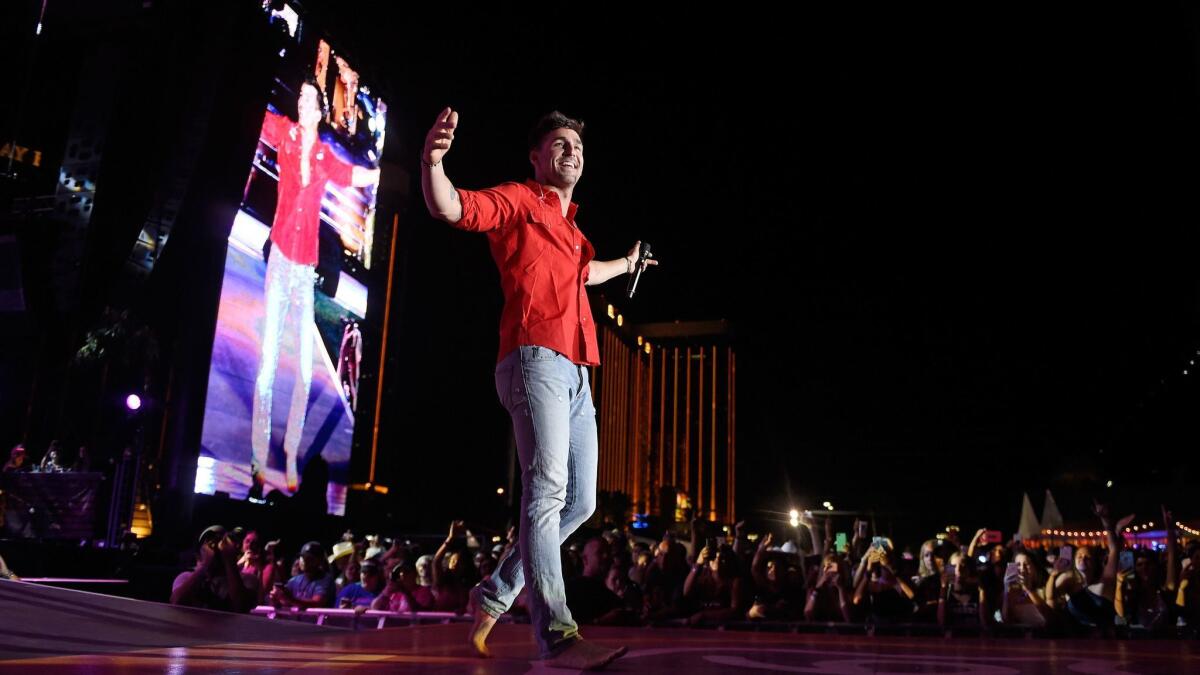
[252,247,314,489]
[473,345,598,656]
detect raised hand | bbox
[1115,513,1136,534]
[624,241,658,273]
[757,532,774,553]
[217,534,238,562]
[423,107,458,166]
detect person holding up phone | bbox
[976,537,1010,627]
[849,518,872,564]
[1115,548,1170,631]
[1000,549,1051,628]
[747,532,805,621]
[170,525,259,613]
[683,539,747,626]
[1051,501,1135,632]
[852,539,915,624]
[938,550,985,630]
[805,552,853,622]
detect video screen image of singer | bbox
[195,9,386,516]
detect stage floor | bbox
[2,581,1195,673]
[3,621,1197,674]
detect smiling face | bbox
[242,531,260,555]
[530,127,583,189]
[298,82,322,131]
[1075,547,1093,576]
[1015,552,1035,579]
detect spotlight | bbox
[125,394,142,411]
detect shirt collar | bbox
[525,179,579,221]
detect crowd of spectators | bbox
[167,500,1200,638]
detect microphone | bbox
[625,241,652,299]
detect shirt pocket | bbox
[507,215,547,273]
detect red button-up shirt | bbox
[260,111,354,266]
[455,180,600,366]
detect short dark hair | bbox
[528,111,584,151]
[299,75,329,118]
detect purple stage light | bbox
[125,394,142,411]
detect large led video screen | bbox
[196,6,386,515]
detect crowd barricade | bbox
[250,606,522,630]
[248,607,1188,638]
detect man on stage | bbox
[252,78,379,494]
[421,108,654,669]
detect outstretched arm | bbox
[586,241,657,286]
[421,107,463,224]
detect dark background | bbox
[350,4,1200,541]
[3,2,1198,549]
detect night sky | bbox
[283,5,1200,538]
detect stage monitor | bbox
[195,5,387,515]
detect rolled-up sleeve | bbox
[453,182,527,232]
